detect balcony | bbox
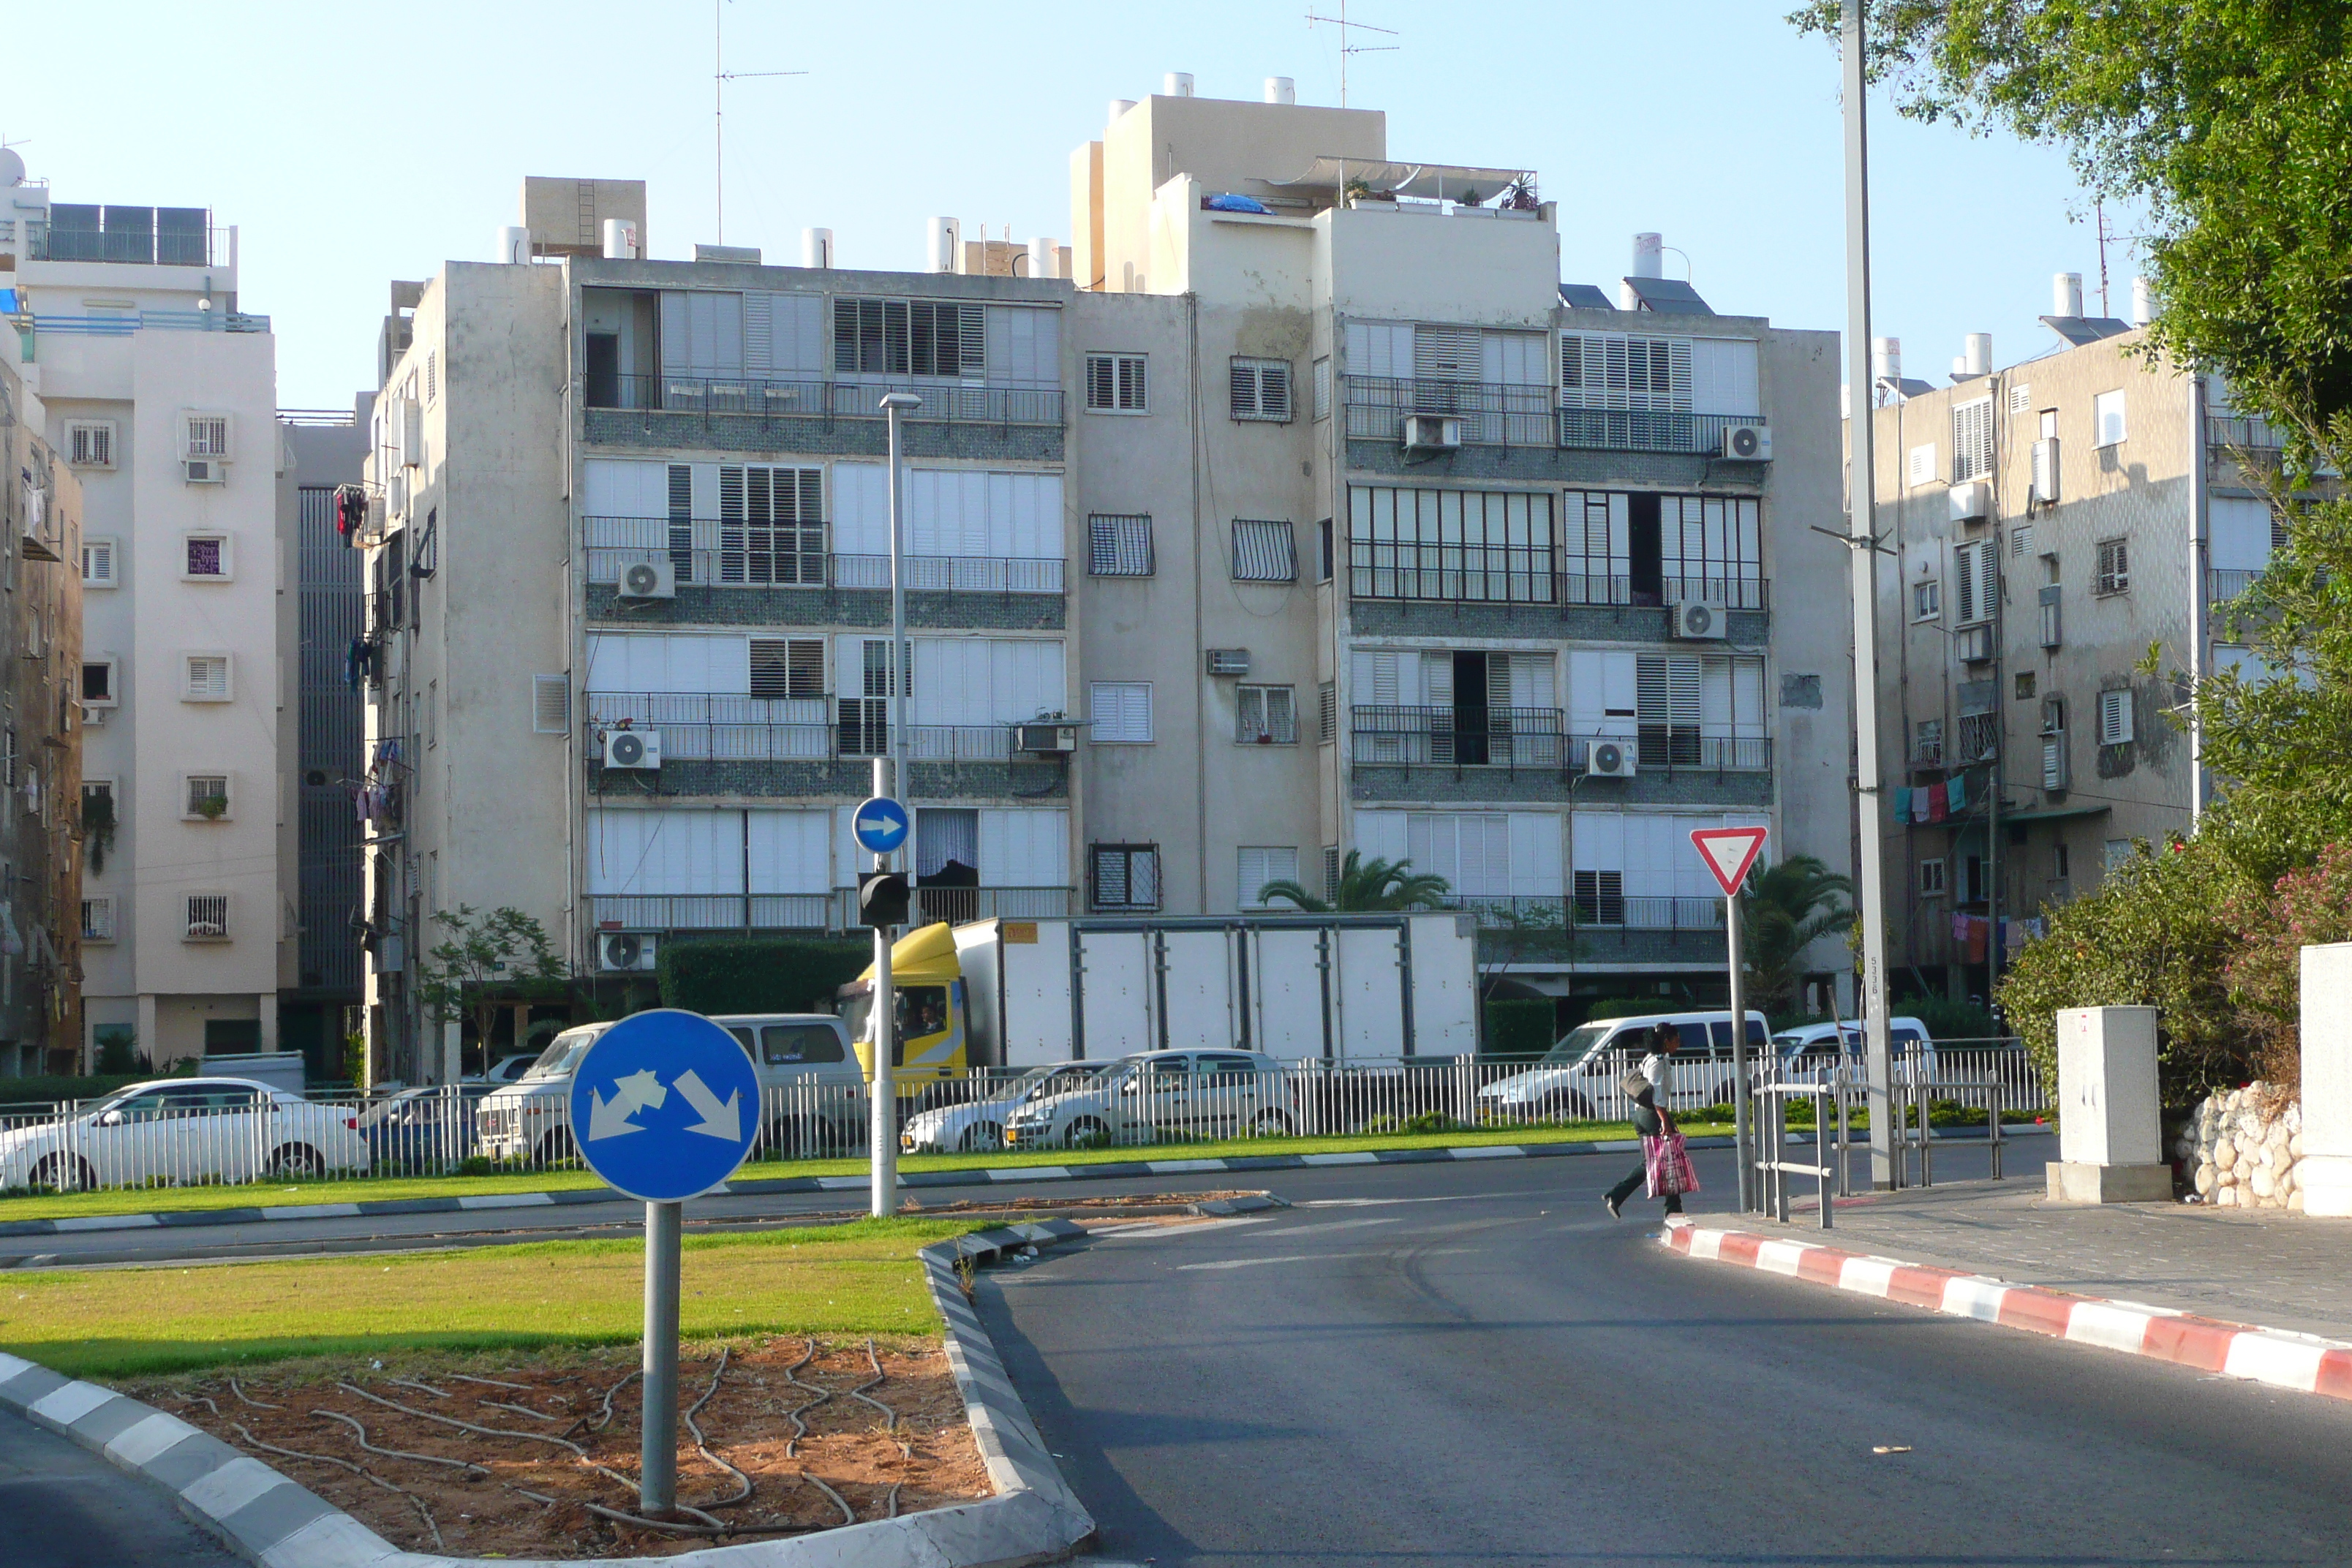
[589,374,1062,427]
[1350,708,1771,775]
[2209,567,2264,603]
[584,517,1065,595]
[2206,415,2287,453]
[584,886,1072,933]
[26,208,227,267]
[1344,551,1769,611]
[587,695,1047,764]
[26,309,271,336]
[1341,376,1766,456]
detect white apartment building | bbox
[1,162,288,1069]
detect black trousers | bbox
[1609,1095,1684,1213]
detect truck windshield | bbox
[1539,1023,1613,1065]
[524,1030,598,1079]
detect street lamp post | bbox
[870,393,921,1220]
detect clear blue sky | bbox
[7,1,2145,410]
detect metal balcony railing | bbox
[589,894,834,932]
[1632,731,1774,772]
[1558,408,1764,455]
[1341,376,1561,448]
[1350,706,1565,768]
[2206,415,2287,453]
[587,696,1043,765]
[28,310,270,335]
[27,216,227,267]
[583,518,1066,594]
[590,374,1063,426]
[1345,555,1768,612]
[1572,894,1727,931]
[2209,567,2264,603]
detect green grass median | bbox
[0,1216,973,1379]
[0,1118,1739,1226]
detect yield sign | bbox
[1689,826,1768,898]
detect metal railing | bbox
[28,220,227,267]
[587,699,1036,765]
[1341,376,1561,448]
[1559,409,1763,455]
[589,893,834,931]
[582,518,1063,594]
[29,310,270,335]
[1351,705,1565,768]
[2206,414,2287,453]
[2209,567,2263,603]
[1634,731,1773,772]
[591,374,1063,426]
[1573,895,1726,931]
[1349,562,1768,611]
[1955,712,1999,763]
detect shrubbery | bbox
[1482,998,1556,1056]
[657,938,871,1017]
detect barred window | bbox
[2096,538,2130,595]
[1237,685,1297,745]
[184,774,231,818]
[82,898,115,942]
[1230,357,1293,421]
[1231,519,1298,583]
[1085,353,1147,412]
[185,894,231,941]
[1090,844,1161,911]
[1088,513,1155,576]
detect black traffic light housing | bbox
[857,870,911,929]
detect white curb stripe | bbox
[1838,1256,1899,1298]
[1940,1276,2010,1322]
[2065,1302,2160,1354]
[180,1455,286,1518]
[29,1381,116,1425]
[985,1166,1071,1183]
[1447,1146,1523,1160]
[0,1352,34,1382]
[2224,1333,2327,1393]
[1754,1240,1817,1277]
[50,1214,160,1232]
[1146,1159,1225,1174]
[1300,1152,1379,1165]
[1686,1228,1726,1262]
[261,1204,363,1221]
[106,1410,201,1466]
[453,1191,556,1210]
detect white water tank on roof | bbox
[1165,72,1194,97]
[804,227,834,269]
[1962,333,1992,377]
[1873,337,1901,384]
[495,226,530,265]
[2132,276,2155,325]
[1109,99,1137,125]
[1027,237,1058,279]
[927,216,961,274]
[1264,77,1295,105]
[602,218,639,260]
[2054,271,2084,316]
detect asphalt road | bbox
[0,1407,242,1568]
[979,1144,2352,1568]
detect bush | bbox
[1892,994,2001,1042]
[1484,998,1556,1056]
[1577,997,1674,1025]
[657,938,872,1017]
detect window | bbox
[2015,671,2037,700]
[1559,333,1691,409]
[183,412,231,460]
[1907,443,1936,486]
[1349,486,1557,603]
[1085,353,1147,412]
[182,654,232,701]
[532,674,571,734]
[1317,517,1334,582]
[2094,389,2127,447]
[749,638,824,700]
[81,897,114,943]
[2095,539,2129,595]
[715,466,823,587]
[82,537,117,587]
[1231,519,1298,583]
[1237,685,1297,745]
[1088,513,1154,576]
[1912,579,1940,621]
[1230,357,1293,421]
[425,350,438,405]
[1953,540,1998,625]
[66,421,115,469]
[2054,843,2071,881]
[1089,682,1153,743]
[1913,717,1944,763]
[2104,838,2134,872]
[81,660,116,706]
[185,893,231,941]
[1573,869,1626,927]
[1951,397,1994,481]
[2098,687,2135,747]
[1237,846,1300,908]
[1918,859,1947,897]
[1313,356,1332,420]
[837,638,902,755]
[182,773,231,821]
[182,533,231,579]
[1090,844,1161,911]
[2011,524,2034,558]
[2040,408,2059,440]
[2009,382,2033,415]
[1323,845,1342,901]
[834,298,981,378]
[1319,680,1337,744]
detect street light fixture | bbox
[870,392,922,1219]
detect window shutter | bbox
[1088,513,1153,576]
[184,655,230,700]
[1414,325,1479,380]
[1951,398,1994,481]
[1313,357,1332,419]
[532,674,571,734]
[1086,355,1115,410]
[1319,681,1337,742]
[1229,359,1259,418]
[2099,689,2135,746]
[1117,355,1147,410]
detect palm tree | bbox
[1256,851,1452,912]
[1739,854,1855,1016]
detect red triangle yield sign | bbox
[1689,826,1768,898]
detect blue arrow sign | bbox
[853,795,911,856]
[568,1010,761,1203]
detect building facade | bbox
[1,162,287,1070]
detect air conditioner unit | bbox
[1955,623,1995,663]
[618,559,676,600]
[2030,437,2061,505]
[80,704,107,727]
[1401,413,1461,451]
[599,932,658,973]
[183,459,226,485]
[602,728,662,769]
[1586,738,1636,778]
[1014,721,1078,754]
[1948,480,1991,523]
[1205,648,1251,677]
[1719,423,1772,461]
[1671,600,1730,641]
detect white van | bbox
[475,1022,614,1164]
[1770,1017,1937,1077]
[1477,1010,1769,1121]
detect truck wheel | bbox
[30,1153,94,1192]
[958,1122,1002,1153]
[269,1144,326,1179]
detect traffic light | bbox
[857,870,910,929]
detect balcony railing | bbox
[1342,376,1561,448]
[1632,731,1774,772]
[590,374,1063,426]
[2206,415,2287,453]
[27,216,227,267]
[589,697,1044,765]
[1346,557,1768,611]
[28,310,270,335]
[2209,567,2264,603]
[1558,408,1763,456]
[589,884,1074,935]
[1352,706,1565,768]
[584,517,1065,594]
[1443,894,1727,932]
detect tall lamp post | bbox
[870,392,921,1219]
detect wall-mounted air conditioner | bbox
[1401,413,1460,451]
[1948,480,1990,523]
[1014,721,1079,754]
[619,559,676,600]
[1719,423,1772,461]
[1585,738,1636,778]
[1205,648,1251,676]
[2031,438,2061,505]
[396,398,424,470]
[183,459,225,485]
[600,932,658,972]
[1671,600,1730,641]
[603,728,662,769]
[1956,623,1995,663]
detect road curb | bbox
[0,1126,2049,1245]
[0,1220,1099,1567]
[1659,1218,2352,1403]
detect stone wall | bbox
[2177,1084,2307,1210]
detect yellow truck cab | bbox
[837,921,968,1086]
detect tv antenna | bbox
[1306,2,1398,108]
[2095,198,2112,318]
[714,0,805,244]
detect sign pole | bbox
[640,1199,682,1515]
[1725,895,1753,1214]
[870,796,897,1219]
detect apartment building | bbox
[0,310,86,1075]
[1862,276,2313,1000]
[0,157,288,1070]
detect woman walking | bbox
[1605,1022,1695,1218]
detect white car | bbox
[475,1022,614,1164]
[0,1077,371,1191]
[1770,1017,1937,1079]
[902,1061,1118,1155]
[1477,1011,1768,1122]
[1003,1050,1297,1150]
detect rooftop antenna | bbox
[2095,198,2112,318]
[1306,1,1398,108]
[714,0,806,244]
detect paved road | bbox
[0,1407,241,1568]
[980,1144,2352,1567]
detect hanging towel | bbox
[1926,783,1948,823]
[1893,787,1913,824]
[1945,772,1967,813]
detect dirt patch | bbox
[132,1340,987,1559]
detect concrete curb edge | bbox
[0,1220,1102,1567]
[1658,1218,2352,1402]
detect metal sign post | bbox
[566,1009,761,1517]
[853,794,911,1219]
[1692,827,1769,1214]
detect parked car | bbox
[466,1054,540,1088]
[0,1077,371,1191]
[358,1085,494,1173]
[1003,1050,1297,1150]
[475,1023,614,1164]
[1770,1017,1937,1078]
[1476,1011,1769,1123]
[902,1061,1118,1154]
[709,1013,865,1156]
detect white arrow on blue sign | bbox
[853,796,911,856]
[567,1010,761,1203]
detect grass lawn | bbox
[0,1118,1737,1224]
[0,1216,975,1380]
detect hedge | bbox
[1485,998,1557,1056]
[657,938,872,1017]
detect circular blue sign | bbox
[853,796,911,856]
[568,1010,761,1203]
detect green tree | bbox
[1255,851,1451,912]
[1738,854,1854,1016]
[413,905,570,1066]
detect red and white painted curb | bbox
[1661,1219,2352,1402]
